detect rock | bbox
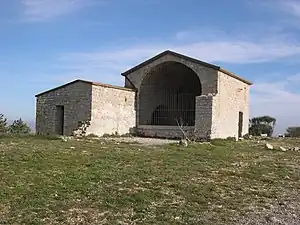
[293,147,300,151]
[265,143,274,150]
[179,139,188,147]
[70,146,75,149]
[279,147,287,152]
[60,136,73,142]
[61,136,68,142]
[72,130,82,137]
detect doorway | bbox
[55,105,64,135]
[238,111,243,138]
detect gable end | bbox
[121,50,252,85]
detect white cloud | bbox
[279,0,300,18]
[21,0,96,22]
[251,78,300,134]
[287,73,300,82]
[57,36,300,82]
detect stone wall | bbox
[194,94,217,139]
[88,85,136,136]
[136,125,195,139]
[210,71,250,139]
[124,53,251,139]
[125,54,218,95]
[36,81,92,135]
[125,54,218,127]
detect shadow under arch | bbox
[139,61,202,126]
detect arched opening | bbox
[139,61,202,126]
[151,105,171,125]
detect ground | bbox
[1,136,300,225]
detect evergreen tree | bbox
[0,114,7,134]
[285,127,300,137]
[8,118,31,134]
[249,116,276,137]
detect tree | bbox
[0,114,7,134]
[285,127,300,137]
[249,116,276,137]
[8,118,31,134]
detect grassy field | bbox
[0,136,300,225]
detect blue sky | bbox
[1,0,300,134]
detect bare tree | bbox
[175,117,191,142]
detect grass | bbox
[0,136,300,224]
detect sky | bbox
[1,0,300,134]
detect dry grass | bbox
[0,136,300,224]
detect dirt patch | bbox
[101,136,178,145]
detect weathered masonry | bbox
[35,50,252,139]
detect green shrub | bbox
[0,114,7,134]
[8,118,31,134]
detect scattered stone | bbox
[60,136,72,142]
[61,136,68,142]
[231,162,248,167]
[265,143,274,150]
[72,120,91,137]
[279,146,287,152]
[179,139,188,147]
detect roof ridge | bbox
[121,50,252,85]
[35,79,135,97]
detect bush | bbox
[0,114,7,134]
[8,118,31,134]
[285,127,300,137]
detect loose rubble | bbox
[179,139,188,147]
[265,143,274,150]
[60,136,73,142]
[265,142,300,152]
[279,146,287,152]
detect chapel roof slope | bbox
[35,79,135,97]
[121,50,252,85]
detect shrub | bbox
[285,127,300,137]
[8,118,31,134]
[0,114,7,134]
